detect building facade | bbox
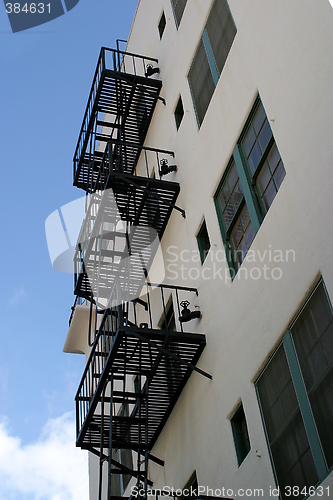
[64,1,333,499]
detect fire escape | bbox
[70,45,212,500]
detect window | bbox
[179,472,198,500]
[214,96,285,276]
[231,404,251,466]
[159,296,176,331]
[174,95,184,130]
[256,280,333,499]
[171,0,187,27]
[196,219,211,264]
[188,0,236,126]
[158,11,166,39]
[215,159,254,271]
[240,99,286,215]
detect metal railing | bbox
[72,140,177,289]
[69,295,88,327]
[91,139,176,193]
[75,281,200,438]
[73,47,159,183]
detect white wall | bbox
[124,0,333,494]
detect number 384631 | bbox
[5,3,51,14]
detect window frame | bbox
[214,95,285,277]
[255,279,333,496]
[170,0,188,28]
[238,96,286,218]
[214,152,260,275]
[187,0,236,128]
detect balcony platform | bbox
[76,327,207,453]
[73,172,180,302]
[74,47,162,192]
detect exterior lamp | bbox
[179,300,201,323]
[145,64,160,77]
[159,159,178,177]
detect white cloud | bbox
[8,285,26,307]
[0,412,88,500]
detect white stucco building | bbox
[64,1,333,499]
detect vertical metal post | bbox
[107,375,114,500]
[175,289,183,333]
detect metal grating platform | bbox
[76,328,207,452]
[74,47,162,192]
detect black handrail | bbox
[73,47,159,183]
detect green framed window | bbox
[231,403,251,466]
[214,96,285,276]
[188,0,236,127]
[171,0,188,27]
[256,280,333,499]
[215,159,254,271]
[240,98,286,215]
[196,219,211,264]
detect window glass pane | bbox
[240,205,251,230]
[257,345,319,499]
[291,283,333,469]
[230,204,253,264]
[258,119,272,153]
[231,219,242,247]
[245,224,254,247]
[206,0,237,74]
[257,163,271,195]
[256,142,285,211]
[231,181,243,210]
[188,39,215,126]
[219,161,243,230]
[171,0,188,26]
[248,142,261,174]
[267,143,280,171]
[228,162,238,190]
[273,161,286,190]
[218,184,230,210]
[262,180,277,211]
[243,126,255,156]
[253,102,266,135]
[223,200,235,227]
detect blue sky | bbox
[0,1,138,498]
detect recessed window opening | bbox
[196,219,211,264]
[171,0,188,27]
[174,96,184,130]
[231,403,251,466]
[158,11,166,39]
[188,0,237,127]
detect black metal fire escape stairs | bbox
[70,45,212,500]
